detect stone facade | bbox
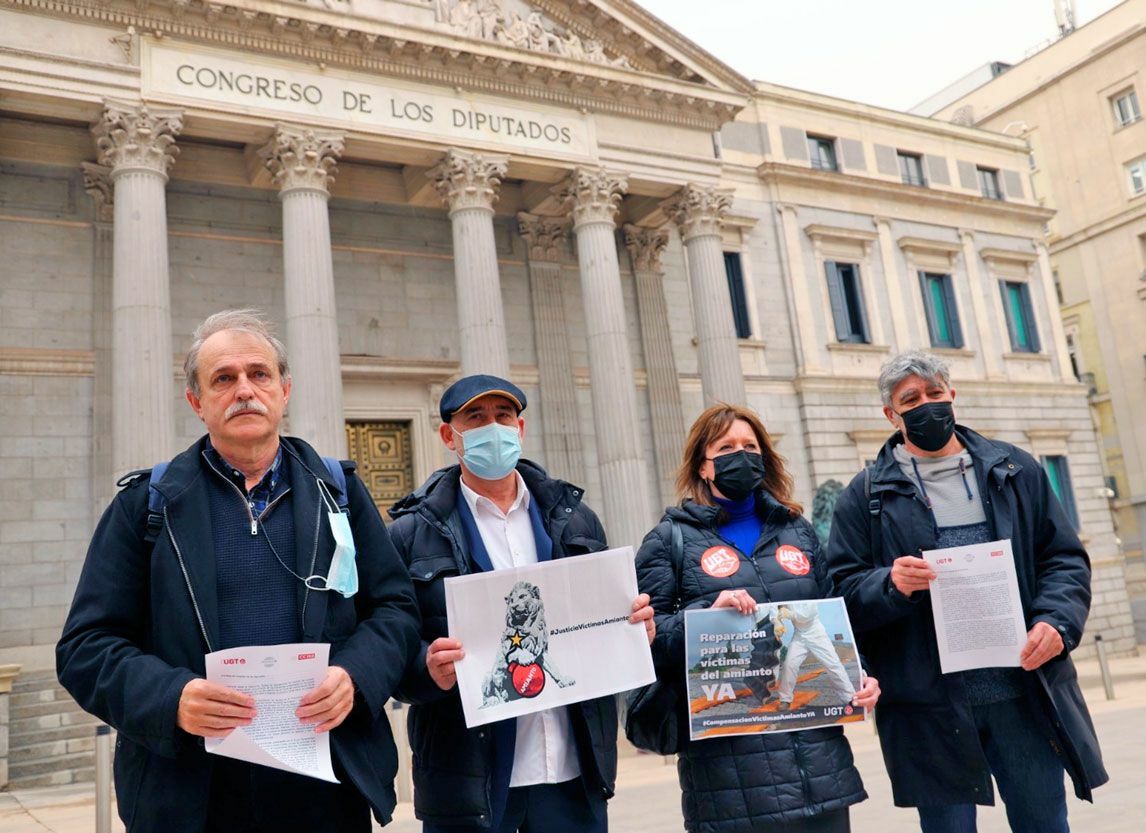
[0,0,1136,713]
[929,0,1146,642]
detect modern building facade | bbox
[931,0,1146,642]
[0,0,1136,787]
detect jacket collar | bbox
[156,434,338,650]
[664,489,792,532]
[869,425,1018,494]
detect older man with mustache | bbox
[57,309,421,833]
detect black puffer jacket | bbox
[636,493,866,833]
[388,460,618,828]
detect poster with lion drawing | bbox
[445,547,656,728]
[685,598,866,739]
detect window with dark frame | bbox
[1042,455,1080,529]
[723,252,752,339]
[825,261,870,344]
[807,135,838,172]
[999,280,1041,353]
[977,166,1003,200]
[918,271,964,349]
[1128,157,1146,196]
[897,151,926,186]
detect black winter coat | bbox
[825,426,1108,808]
[56,436,422,832]
[635,494,867,833]
[388,460,619,828]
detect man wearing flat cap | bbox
[389,374,655,833]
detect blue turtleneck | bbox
[714,494,762,557]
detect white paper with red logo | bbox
[204,642,338,783]
[923,538,1026,674]
[444,547,656,728]
[684,598,866,739]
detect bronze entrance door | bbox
[345,421,416,520]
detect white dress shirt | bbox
[460,472,582,787]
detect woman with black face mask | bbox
[631,404,880,833]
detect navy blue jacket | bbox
[56,436,421,832]
[636,494,866,832]
[388,460,618,828]
[826,426,1107,807]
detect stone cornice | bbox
[897,236,963,256]
[757,162,1056,224]
[0,0,745,129]
[979,246,1038,264]
[803,224,878,244]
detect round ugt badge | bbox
[774,544,811,576]
[700,545,741,578]
[507,661,546,698]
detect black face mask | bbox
[898,401,956,452]
[710,451,766,501]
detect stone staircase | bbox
[6,669,102,789]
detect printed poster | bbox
[445,546,656,728]
[685,598,866,739]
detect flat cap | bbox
[439,374,527,423]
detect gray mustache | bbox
[225,399,269,419]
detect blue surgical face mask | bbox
[454,421,522,481]
[305,478,358,599]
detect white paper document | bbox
[923,538,1027,674]
[445,546,656,728]
[204,642,338,783]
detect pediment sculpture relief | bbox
[434,0,630,67]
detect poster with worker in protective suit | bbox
[684,598,866,738]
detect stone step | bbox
[9,734,97,766]
[9,722,101,751]
[7,765,95,791]
[7,750,95,781]
[10,668,60,691]
[10,684,76,709]
[10,696,89,721]
[10,708,99,737]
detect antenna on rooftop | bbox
[1054,0,1077,36]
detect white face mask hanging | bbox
[305,477,358,599]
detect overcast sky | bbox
[636,0,1125,112]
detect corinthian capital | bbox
[81,162,114,222]
[661,184,733,242]
[92,101,183,179]
[429,149,508,214]
[258,125,344,195]
[553,167,628,229]
[517,213,570,263]
[622,225,670,273]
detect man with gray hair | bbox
[825,349,1106,833]
[57,309,421,833]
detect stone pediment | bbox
[17,0,750,127]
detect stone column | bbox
[778,204,826,375]
[624,225,686,509]
[875,217,913,351]
[93,101,181,478]
[662,185,745,405]
[518,212,586,485]
[554,168,652,549]
[430,150,511,377]
[259,125,347,457]
[82,162,118,511]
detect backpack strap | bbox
[669,521,685,614]
[864,465,882,561]
[320,456,351,511]
[144,461,170,544]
